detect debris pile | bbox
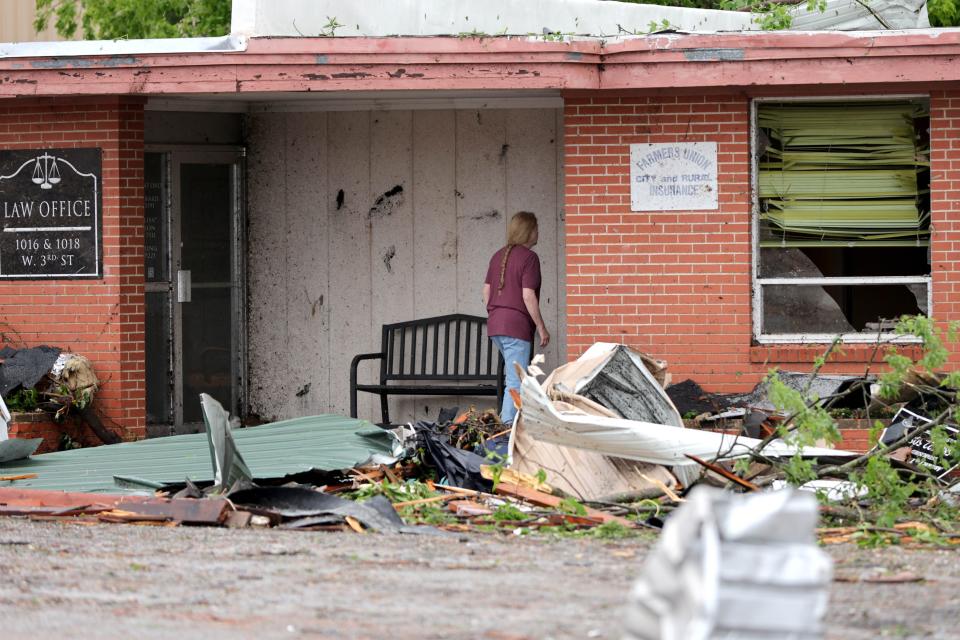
[0,345,115,455]
[2,327,959,546]
[0,391,646,535]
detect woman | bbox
[482,211,550,424]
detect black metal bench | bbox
[349,314,504,424]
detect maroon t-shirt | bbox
[485,245,541,341]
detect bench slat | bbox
[355,384,499,395]
[443,321,450,376]
[474,319,482,376]
[454,319,462,377]
[423,324,429,375]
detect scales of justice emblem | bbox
[30,153,61,190]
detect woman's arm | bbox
[522,288,550,348]
[482,283,491,306]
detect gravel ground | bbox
[0,518,957,640]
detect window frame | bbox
[750,95,931,345]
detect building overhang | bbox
[1,30,959,105]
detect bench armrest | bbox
[349,352,385,418]
[351,352,384,370]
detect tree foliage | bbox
[34,0,231,40]
[928,0,960,27]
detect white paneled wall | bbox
[246,108,565,423]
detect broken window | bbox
[753,99,931,341]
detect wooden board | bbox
[411,110,459,422]
[326,111,374,418]
[246,112,291,419]
[285,111,330,418]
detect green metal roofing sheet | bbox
[0,414,396,494]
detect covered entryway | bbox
[140,97,567,429]
[144,112,247,436]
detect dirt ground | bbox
[0,518,957,640]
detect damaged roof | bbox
[0,414,396,493]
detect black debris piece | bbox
[436,406,459,424]
[0,345,61,397]
[724,372,867,413]
[666,379,733,416]
[228,486,405,532]
[668,373,871,419]
[413,421,492,493]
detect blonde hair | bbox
[507,211,538,246]
[498,211,538,293]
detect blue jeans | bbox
[490,335,532,425]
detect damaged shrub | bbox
[753,314,960,535]
[4,388,39,412]
[849,454,916,528]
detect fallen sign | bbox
[881,406,960,481]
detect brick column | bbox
[930,90,960,368]
[0,97,146,440]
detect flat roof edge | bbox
[0,35,248,59]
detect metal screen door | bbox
[144,148,245,435]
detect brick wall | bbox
[7,411,99,453]
[930,89,960,369]
[0,97,146,439]
[563,92,958,393]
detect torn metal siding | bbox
[789,0,929,31]
[519,373,855,468]
[0,414,395,493]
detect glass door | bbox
[145,149,245,435]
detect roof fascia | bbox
[0,31,959,99]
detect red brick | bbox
[563,91,960,392]
[0,97,145,440]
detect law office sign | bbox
[630,142,718,212]
[0,148,102,279]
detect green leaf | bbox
[929,0,960,26]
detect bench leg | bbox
[379,394,390,425]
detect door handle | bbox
[177,269,192,303]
